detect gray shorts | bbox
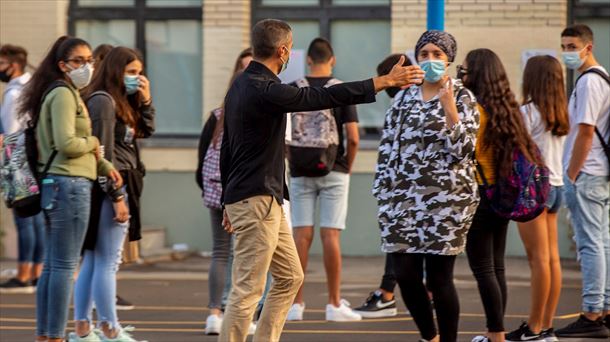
[289,171,350,229]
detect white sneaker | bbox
[204,314,222,335]
[472,336,490,342]
[248,322,256,335]
[325,299,362,322]
[286,303,305,321]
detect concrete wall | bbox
[0,0,70,258]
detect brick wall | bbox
[202,0,251,118]
[0,0,69,67]
[392,0,568,100]
[393,0,567,28]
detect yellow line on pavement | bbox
[0,326,505,335]
[0,303,582,321]
[0,318,204,325]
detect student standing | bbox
[555,24,610,339]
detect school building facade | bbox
[1,0,609,258]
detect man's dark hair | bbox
[251,19,292,59]
[561,24,594,43]
[307,37,334,64]
[377,53,411,76]
[0,44,28,70]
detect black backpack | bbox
[16,80,79,217]
[574,68,610,166]
[287,78,341,177]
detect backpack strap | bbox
[575,68,610,155]
[88,90,116,109]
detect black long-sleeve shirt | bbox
[220,61,376,205]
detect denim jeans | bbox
[13,210,45,264]
[564,172,610,313]
[36,175,92,339]
[74,194,129,329]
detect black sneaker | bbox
[506,322,544,342]
[116,295,135,310]
[0,278,35,294]
[540,328,558,342]
[352,290,397,318]
[555,314,609,339]
[605,315,610,330]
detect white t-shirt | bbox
[521,103,566,186]
[0,72,31,135]
[562,66,610,176]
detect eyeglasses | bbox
[65,57,94,68]
[456,65,468,75]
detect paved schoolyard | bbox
[0,256,592,342]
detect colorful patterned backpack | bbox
[476,147,550,222]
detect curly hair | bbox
[463,48,543,177]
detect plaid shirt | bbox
[202,109,223,209]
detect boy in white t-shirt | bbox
[556,24,610,339]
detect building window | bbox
[252,0,391,136]
[69,0,203,136]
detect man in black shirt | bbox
[219,19,424,342]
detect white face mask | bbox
[65,63,93,89]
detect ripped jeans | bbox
[74,194,129,329]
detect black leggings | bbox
[465,194,509,332]
[379,254,397,293]
[391,253,459,342]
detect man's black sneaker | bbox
[506,322,544,342]
[605,315,610,330]
[555,314,609,338]
[116,295,135,310]
[540,328,558,342]
[352,290,397,318]
[0,278,35,294]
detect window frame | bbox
[251,0,390,42]
[67,0,203,142]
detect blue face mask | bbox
[419,59,447,83]
[124,75,139,95]
[561,47,586,70]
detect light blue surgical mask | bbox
[419,59,447,83]
[124,75,139,95]
[561,47,586,70]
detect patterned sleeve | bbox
[443,89,480,161]
[372,92,402,199]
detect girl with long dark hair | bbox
[504,55,569,342]
[70,46,154,342]
[19,36,121,342]
[461,48,544,342]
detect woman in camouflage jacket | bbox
[372,30,480,342]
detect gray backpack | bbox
[288,78,342,177]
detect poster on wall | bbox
[521,49,558,70]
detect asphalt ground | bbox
[0,255,600,342]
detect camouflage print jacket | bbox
[373,79,480,255]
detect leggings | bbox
[465,194,509,332]
[379,253,396,293]
[391,253,459,342]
